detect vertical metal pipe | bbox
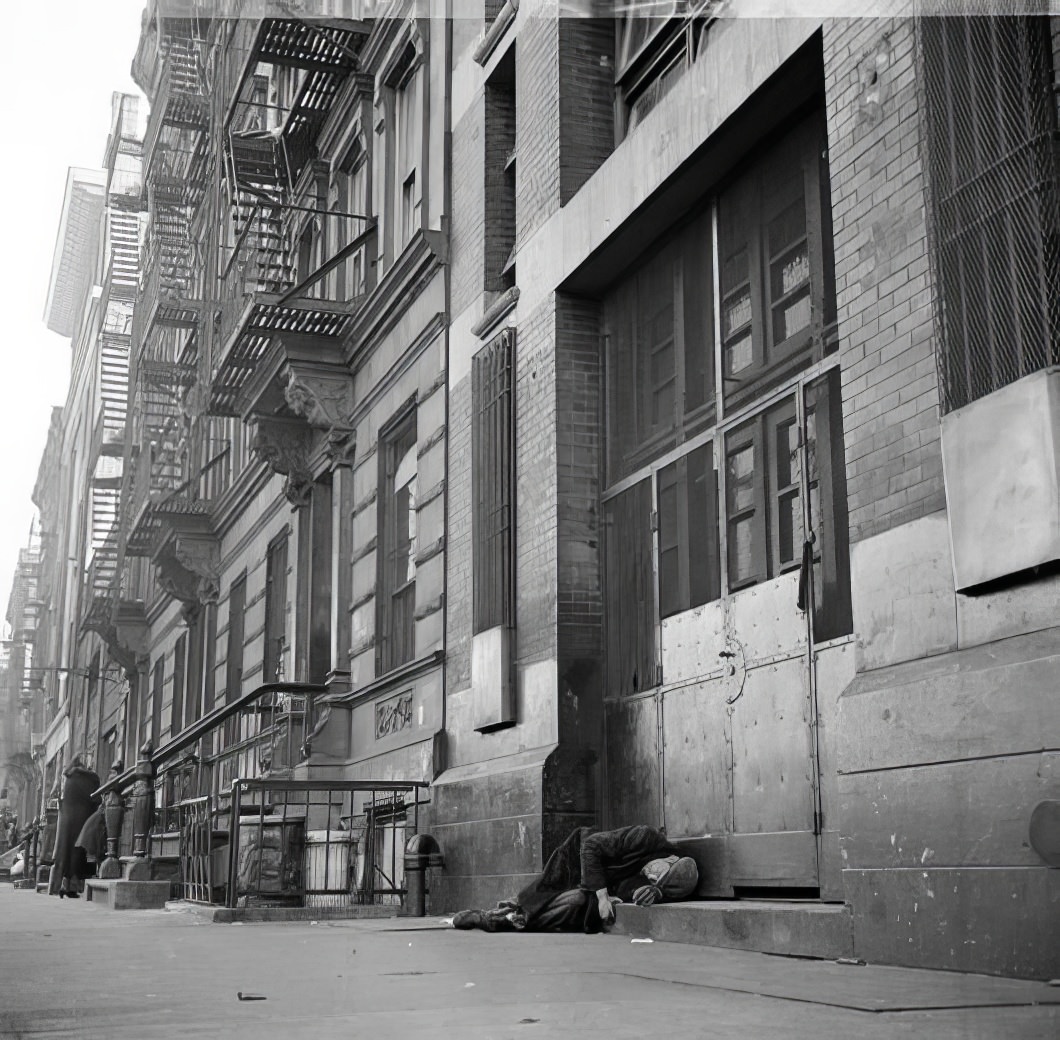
[227,780,241,909]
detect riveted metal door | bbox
[605,374,849,893]
[714,391,819,888]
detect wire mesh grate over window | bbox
[918,14,1060,414]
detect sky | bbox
[0,0,145,618]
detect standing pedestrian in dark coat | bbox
[48,757,101,898]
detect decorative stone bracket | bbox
[249,413,315,507]
[282,363,354,432]
[81,601,151,681]
[154,535,221,609]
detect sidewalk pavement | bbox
[1,884,1057,1040]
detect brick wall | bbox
[516,10,561,245]
[484,73,517,288]
[514,295,558,666]
[558,17,615,205]
[445,373,473,693]
[824,18,945,544]
[555,293,603,747]
[450,100,484,317]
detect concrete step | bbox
[85,879,170,910]
[612,899,855,960]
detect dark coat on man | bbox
[516,824,679,932]
[48,762,101,896]
[75,805,108,865]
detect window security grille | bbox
[919,15,1060,414]
[472,329,516,634]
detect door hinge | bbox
[814,809,824,834]
[650,510,659,533]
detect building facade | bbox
[19,1,1059,980]
[0,530,43,828]
[434,3,1059,980]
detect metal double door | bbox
[605,380,837,893]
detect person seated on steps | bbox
[452,824,699,934]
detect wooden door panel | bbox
[661,679,730,838]
[605,694,661,829]
[730,656,815,835]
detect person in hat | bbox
[452,824,699,934]
[48,756,101,898]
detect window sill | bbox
[471,286,520,340]
[474,0,519,67]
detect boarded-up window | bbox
[473,329,515,634]
[919,16,1060,413]
[658,443,720,619]
[378,411,417,673]
[604,479,656,695]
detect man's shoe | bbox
[452,909,485,930]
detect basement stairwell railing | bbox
[92,681,430,910]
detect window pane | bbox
[729,517,755,587]
[686,444,719,608]
[720,116,828,411]
[680,213,714,416]
[605,213,716,483]
[726,438,757,589]
[604,479,656,695]
[728,443,755,512]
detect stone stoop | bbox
[612,900,855,960]
[85,878,171,910]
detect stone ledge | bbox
[612,900,854,961]
[85,879,171,910]
[199,903,398,924]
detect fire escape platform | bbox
[210,294,355,417]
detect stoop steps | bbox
[85,855,170,910]
[612,899,855,960]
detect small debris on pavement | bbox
[518,1019,540,1024]
[630,938,653,944]
[237,993,267,1001]
[464,982,476,988]
[836,957,866,966]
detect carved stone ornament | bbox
[324,426,356,469]
[250,414,315,507]
[284,472,314,509]
[155,538,220,608]
[174,537,221,604]
[282,366,354,430]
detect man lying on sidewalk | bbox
[452,824,699,934]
